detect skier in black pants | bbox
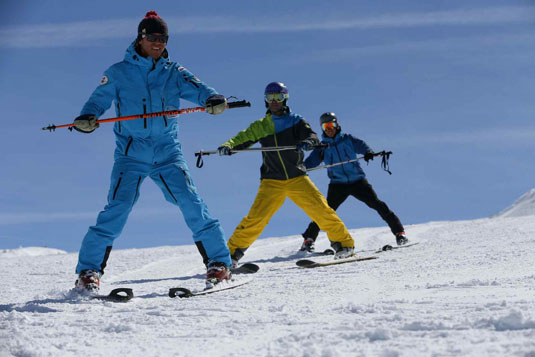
[300,112,408,252]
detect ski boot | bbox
[75,270,100,293]
[299,238,315,252]
[395,232,409,246]
[206,262,231,289]
[334,246,355,260]
[230,248,247,270]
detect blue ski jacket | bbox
[80,43,218,164]
[304,131,372,184]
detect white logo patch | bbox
[99,75,109,85]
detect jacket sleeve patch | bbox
[99,75,109,85]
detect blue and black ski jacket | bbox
[305,131,372,184]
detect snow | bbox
[494,188,535,218]
[1,198,535,356]
[0,247,67,258]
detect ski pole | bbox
[195,144,328,168]
[306,151,393,174]
[41,100,251,132]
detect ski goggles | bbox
[321,121,338,131]
[143,33,169,43]
[264,92,289,103]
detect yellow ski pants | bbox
[227,176,354,254]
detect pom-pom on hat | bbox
[138,11,168,36]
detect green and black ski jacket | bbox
[222,109,319,180]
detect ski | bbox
[376,242,419,253]
[90,288,134,302]
[231,262,260,275]
[169,278,252,298]
[296,256,378,268]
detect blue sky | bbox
[1,0,534,252]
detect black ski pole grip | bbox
[227,100,251,109]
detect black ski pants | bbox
[302,179,404,240]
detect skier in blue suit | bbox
[300,112,408,252]
[73,11,231,292]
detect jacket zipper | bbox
[133,176,141,206]
[159,174,177,202]
[112,177,122,200]
[181,169,191,186]
[273,133,289,180]
[161,98,168,127]
[117,102,121,133]
[333,141,350,183]
[143,103,147,129]
[124,137,133,156]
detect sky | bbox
[0,0,534,252]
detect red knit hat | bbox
[138,11,168,36]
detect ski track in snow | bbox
[1,216,534,356]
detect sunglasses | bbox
[321,121,338,131]
[143,33,168,43]
[265,92,289,103]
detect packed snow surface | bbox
[1,214,534,356]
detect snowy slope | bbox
[1,215,535,357]
[0,247,67,258]
[494,189,535,218]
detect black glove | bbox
[218,145,232,156]
[205,95,227,115]
[296,141,313,152]
[73,114,99,133]
[364,151,375,163]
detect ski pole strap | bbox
[195,150,217,168]
[378,151,393,175]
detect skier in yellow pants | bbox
[217,82,355,267]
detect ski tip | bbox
[240,263,260,273]
[382,244,393,251]
[169,287,193,298]
[296,259,316,267]
[92,288,134,301]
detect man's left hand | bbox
[364,151,375,163]
[296,141,313,152]
[205,95,227,115]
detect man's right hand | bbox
[218,146,232,156]
[73,114,99,133]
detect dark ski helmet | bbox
[320,112,337,125]
[264,82,289,107]
[319,112,341,134]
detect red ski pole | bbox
[41,100,250,132]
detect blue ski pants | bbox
[76,157,230,274]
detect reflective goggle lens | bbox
[321,121,337,131]
[144,34,168,43]
[264,92,288,103]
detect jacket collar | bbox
[124,42,170,69]
[322,130,342,143]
